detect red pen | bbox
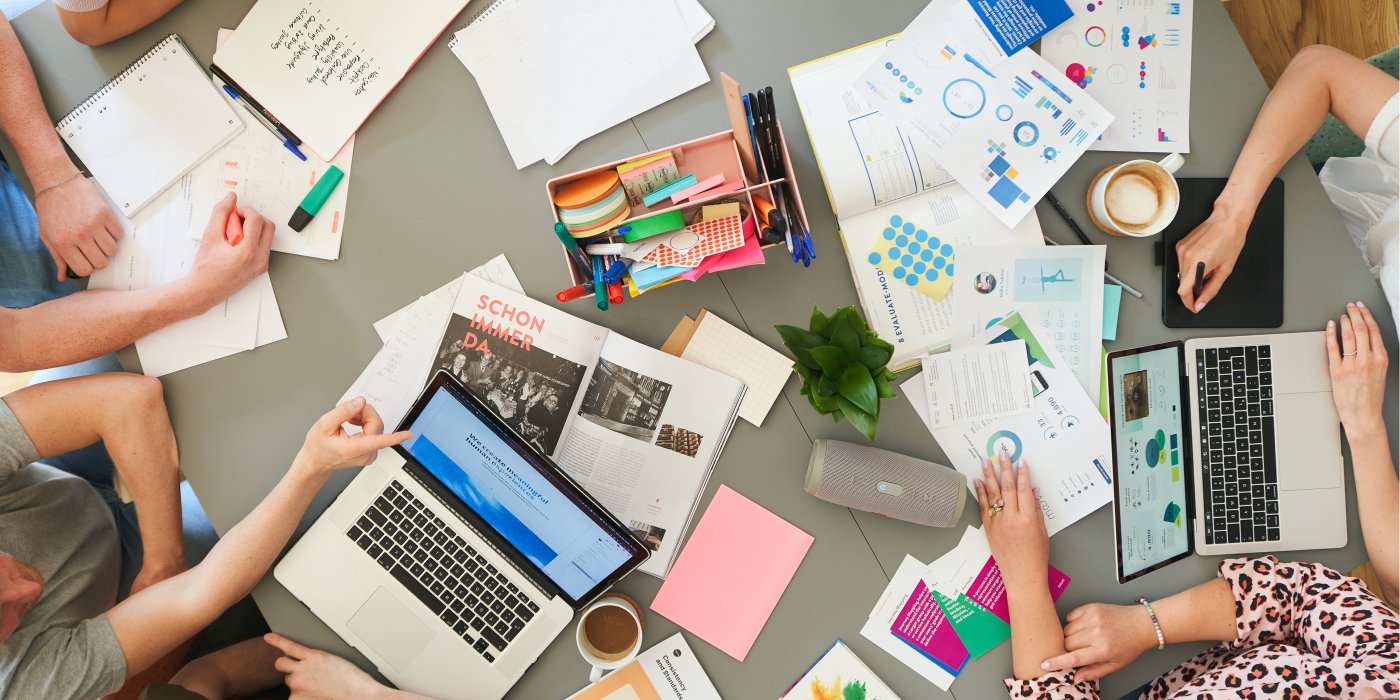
[225,209,245,246]
[555,283,594,302]
[606,280,624,305]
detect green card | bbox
[931,589,1010,658]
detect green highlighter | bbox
[289,165,345,232]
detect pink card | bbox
[966,558,1071,624]
[891,580,970,673]
[650,485,814,661]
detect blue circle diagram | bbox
[1042,146,1059,161]
[1013,120,1040,147]
[995,104,1013,121]
[986,430,1024,462]
[942,78,986,119]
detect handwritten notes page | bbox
[215,0,470,159]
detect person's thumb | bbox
[202,192,238,244]
[1041,650,1087,672]
[1193,267,1231,313]
[318,396,367,432]
[42,239,68,282]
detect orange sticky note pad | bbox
[649,485,813,661]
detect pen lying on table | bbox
[1041,235,1145,299]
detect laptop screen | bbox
[1109,344,1191,581]
[401,382,639,601]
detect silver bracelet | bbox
[33,171,84,198]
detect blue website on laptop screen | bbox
[1112,346,1191,579]
[402,388,634,599]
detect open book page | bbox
[427,277,608,458]
[839,183,1043,369]
[790,36,953,222]
[557,333,744,578]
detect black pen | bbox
[1192,261,1206,299]
[1045,191,1094,246]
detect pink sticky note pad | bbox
[650,485,813,661]
[669,173,727,204]
[677,216,764,282]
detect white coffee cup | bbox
[1089,153,1185,237]
[575,594,644,682]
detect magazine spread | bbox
[427,277,745,577]
[791,43,1044,369]
[565,633,721,700]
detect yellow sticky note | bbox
[866,213,955,301]
[701,202,741,222]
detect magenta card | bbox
[965,557,1072,624]
[890,580,970,672]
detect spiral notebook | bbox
[57,34,242,217]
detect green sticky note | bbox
[1102,283,1124,341]
[619,210,686,242]
[932,589,1009,658]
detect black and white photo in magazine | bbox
[577,358,672,443]
[432,314,586,454]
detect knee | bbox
[167,656,228,700]
[1290,44,1348,74]
[116,374,167,414]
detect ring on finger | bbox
[1342,350,1357,357]
[990,498,1006,515]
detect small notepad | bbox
[675,310,793,426]
[57,35,243,216]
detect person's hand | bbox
[293,397,411,476]
[184,193,274,310]
[1174,208,1249,313]
[33,173,122,280]
[130,557,186,596]
[264,633,392,700]
[1040,602,1159,681]
[1326,301,1389,435]
[976,453,1049,592]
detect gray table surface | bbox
[9,1,1397,698]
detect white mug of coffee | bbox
[575,594,644,682]
[1089,153,1185,237]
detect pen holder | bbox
[544,123,811,301]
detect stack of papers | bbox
[88,179,286,378]
[449,0,713,168]
[863,527,1070,688]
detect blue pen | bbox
[219,84,307,161]
[602,259,628,285]
[742,94,762,175]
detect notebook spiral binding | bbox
[56,34,182,131]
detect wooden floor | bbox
[1225,0,1399,86]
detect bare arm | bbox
[54,0,186,47]
[1326,302,1397,602]
[103,398,410,679]
[0,196,274,373]
[4,373,184,591]
[1176,45,1399,311]
[0,11,122,278]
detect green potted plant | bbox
[776,306,897,441]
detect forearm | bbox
[1345,422,1399,602]
[1,282,212,373]
[108,461,328,676]
[1007,585,1067,680]
[0,13,80,189]
[1147,578,1237,646]
[56,0,186,46]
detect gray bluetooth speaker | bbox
[804,440,967,527]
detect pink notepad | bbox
[650,485,814,661]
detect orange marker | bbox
[225,209,244,246]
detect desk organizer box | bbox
[545,123,812,299]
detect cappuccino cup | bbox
[1089,153,1184,237]
[575,594,644,682]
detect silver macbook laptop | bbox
[276,372,649,699]
[1106,332,1346,583]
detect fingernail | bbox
[1328,320,1335,328]
[1017,459,1028,469]
[1348,302,1356,308]
[1041,661,1051,670]
[1194,302,1205,312]
[1357,301,1366,308]
[354,396,364,407]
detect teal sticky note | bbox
[931,589,1010,659]
[631,264,688,289]
[642,174,698,207]
[1102,283,1124,341]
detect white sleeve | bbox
[1364,92,1399,168]
[51,0,110,12]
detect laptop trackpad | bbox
[347,587,433,672]
[1273,393,1343,491]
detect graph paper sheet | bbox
[671,310,794,427]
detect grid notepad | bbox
[681,312,794,426]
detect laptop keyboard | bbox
[346,481,540,663]
[1196,346,1281,545]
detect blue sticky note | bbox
[631,264,688,289]
[642,174,698,207]
[1102,283,1123,341]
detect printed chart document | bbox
[214,0,471,159]
[921,340,1034,428]
[564,633,720,700]
[856,39,1112,227]
[450,0,709,169]
[343,276,745,577]
[1041,0,1193,152]
[862,555,958,690]
[950,245,1105,397]
[905,311,1113,536]
[892,0,1073,72]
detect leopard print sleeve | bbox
[1003,670,1101,699]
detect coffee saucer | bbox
[1085,164,1119,236]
